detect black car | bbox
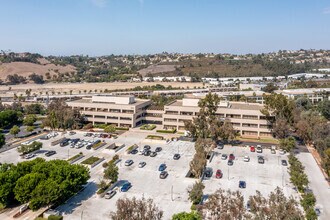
[45,151,56,157]
[227,160,234,166]
[281,160,288,166]
[173,154,181,160]
[239,181,246,188]
[155,147,162,152]
[150,152,157,157]
[60,140,69,147]
[143,150,151,156]
[204,168,213,178]
[130,149,138,154]
[144,145,151,150]
[160,171,168,179]
[258,156,265,164]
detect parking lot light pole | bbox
[227,166,230,180]
[171,185,174,201]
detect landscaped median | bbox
[156,129,176,134]
[140,124,156,130]
[67,152,85,164]
[92,141,107,150]
[146,135,164,140]
[81,156,105,168]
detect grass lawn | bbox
[81,156,101,165]
[238,137,279,144]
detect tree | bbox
[103,162,118,183]
[110,197,163,220]
[24,103,44,115]
[104,125,116,133]
[23,114,37,126]
[10,125,20,137]
[318,100,330,120]
[200,189,247,219]
[172,211,201,220]
[288,154,309,192]
[249,187,303,219]
[279,137,296,152]
[14,173,45,203]
[295,97,312,111]
[0,133,5,149]
[271,117,290,138]
[17,141,42,155]
[188,181,205,205]
[189,140,207,178]
[262,83,278,93]
[26,126,35,133]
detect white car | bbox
[24,153,35,159]
[138,162,146,168]
[243,156,250,162]
[279,149,286,155]
[104,190,116,199]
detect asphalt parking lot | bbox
[203,145,299,203]
[56,137,196,220]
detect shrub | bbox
[156,129,176,134]
[146,135,164,140]
[68,152,83,162]
[81,156,100,165]
[102,162,109,168]
[116,127,129,131]
[18,141,42,155]
[48,215,63,220]
[140,124,156,130]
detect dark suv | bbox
[173,154,181,160]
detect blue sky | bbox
[0,0,329,55]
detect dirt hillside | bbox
[0,61,76,80]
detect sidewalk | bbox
[306,144,329,185]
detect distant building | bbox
[275,88,330,104]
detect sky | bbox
[0,0,329,56]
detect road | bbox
[296,148,330,219]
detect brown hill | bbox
[0,61,76,80]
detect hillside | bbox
[0,61,76,81]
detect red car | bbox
[229,154,235,160]
[216,169,223,179]
[250,146,255,152]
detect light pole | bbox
[227,166,230,180]
[171,185,174,201]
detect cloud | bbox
[323,7,330,14]
[90,0,107,8]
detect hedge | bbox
[156,129,177,134]
[146,135,164,140]
[140,124,156,130]
[116,127,129,131]
[67,152,83,162]
[81,156,101,165]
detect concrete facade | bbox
[67,96,273,137]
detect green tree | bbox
[23,114,37,126]
[10,125,20,137]
[279,137,296,152]
[188,181,205,205]
[103,162,119,183]
[104,125,116,133]
[0,133,5,149]
[318,100,330,120]
[172,211,201,220]
[14,173,45,203]
[26,126,35,133]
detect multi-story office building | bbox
[67,95,273,137]
[67,95,151,128]
[163,98,272,137]
[275,88,330,104]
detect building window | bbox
[242,123,258,128]
[242,115,258,120]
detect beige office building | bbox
[67,95,273,137]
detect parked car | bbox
[155,147,162,152]
[160,171,168,179]
[130,149,138,155]
[173,154,181,160]
[45,151,56,157]
[69,131,76,135]
[215,169,223,179]
[24,153,35,159]
[281,160,288,166]
[243,155,250,162]
[143,150,151,156]
[271,149,276,154]
[227,160,234,166]
[204,168,213,178]
[144,145,151,150]
[221,154,228,160]
[256,146,263,153]
[279,149,286,155]
[138,161,146,168]
[258,156,265,164]
[250,146,255,152]
[121,182,132,192]
[239,181,246,188]
[125,160,134,166]
[150,152,157,157]
[159,164,167,171]
[246,201,251,212]
[60,139,69,147]
[314,208,321,216]
[229,154,235,160]
[104,190,116,199]
[217,141,224,149]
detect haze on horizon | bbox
[0,0,329,56]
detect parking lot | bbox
[0,131,301,220]
[203,145,299,203]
